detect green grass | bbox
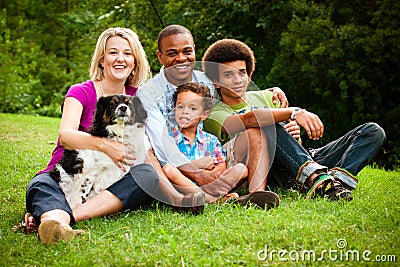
[0,113,399,266]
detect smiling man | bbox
[156,30,196,86]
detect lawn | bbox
[0,113,399,266]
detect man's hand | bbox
[284,120,302,143]
[268,87,289,108]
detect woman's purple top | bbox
[37,80,137,174]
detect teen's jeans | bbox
[265,122,385,189]
[264,124,327,186]
[308,122,385,189]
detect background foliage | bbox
[1,0,399,168]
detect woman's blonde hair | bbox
[89,27,151,86]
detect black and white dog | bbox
[50,95,149,209]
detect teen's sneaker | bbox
[306,174,353,201]
[332,179,353,201]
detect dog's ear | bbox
[87,96,109,137]
[131,96,147,124]
[93,96,109,125]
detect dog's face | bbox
[95,95,147,126]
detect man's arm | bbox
[146,107,191,166]
[138,78,192,167]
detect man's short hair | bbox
[157,24,193,51]
[173,82,213,111]
[202,39,255,81]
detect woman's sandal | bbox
[237,191,281,210]
[38,220,85,244]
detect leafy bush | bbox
[1,0,398,168]
[267,0,400,169]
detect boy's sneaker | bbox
[306,174,353,201]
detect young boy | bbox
[163,81,280,208]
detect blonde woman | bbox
[24,27,204,244]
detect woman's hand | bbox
[102,139,136,171]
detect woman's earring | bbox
[131,70,135,76]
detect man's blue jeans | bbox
[265,122,385,189]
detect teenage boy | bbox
[202,39,385,200]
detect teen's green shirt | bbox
[204,90,280,145]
